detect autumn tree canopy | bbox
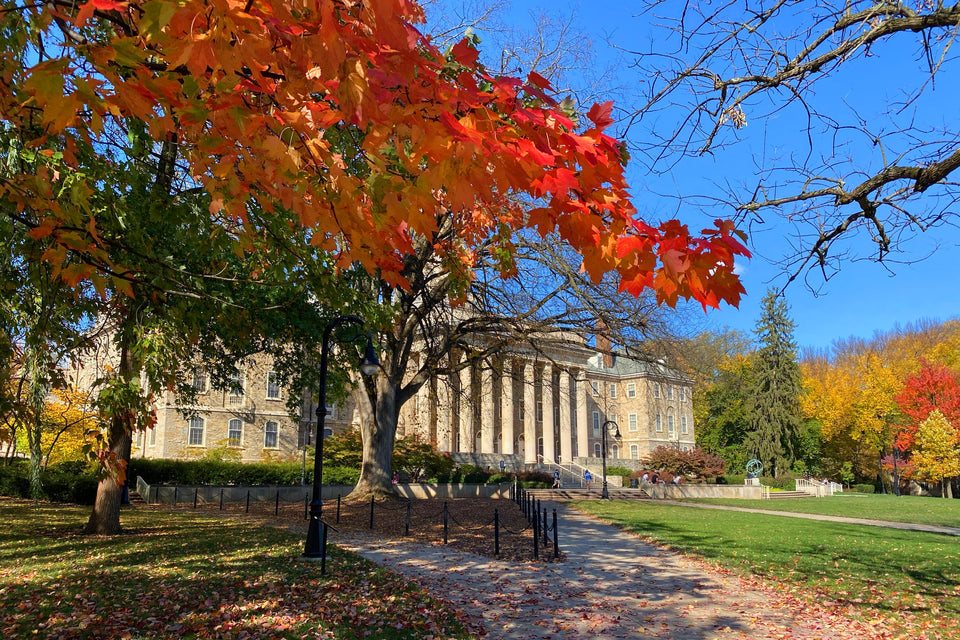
[2,0,748,307]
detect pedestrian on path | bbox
[553,468,561,488]
[584,470,592,490]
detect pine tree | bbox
[745,290,804,477]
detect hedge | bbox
[0,461,99,504]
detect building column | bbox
[501,359,515,455]
[480,365,495,452]
[542,364,555,464]
[459,359,473,453]
[576,371,589,458]
[522,360,537,463]
[436,376,452,452]
[559,370,573,464]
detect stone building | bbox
[109,336,694,467]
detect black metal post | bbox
[494,508,500,556]
[245,490,250,513]
[219,488,224,511]
[533,513,539,559]
[305,315,378,559]
[443,501,449,544]
[193,487,198,508]
[552,509,559,558]
[275,489,280,516]
[174,486,178,507]
[304,492,309,519]
[542,507,548,545]
[320,522,328,575]
[336,495,341,523]
[601,420,620,500]
[405,501,411,536]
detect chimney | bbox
[596,323,614,368]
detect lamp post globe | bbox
[600,420,621,500]
[304,316,379,559]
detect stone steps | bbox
[766,490,813,499]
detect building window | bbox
[680,387,686,402]
[266,372,281,399]
[655,414,662,432]
[188,416,204,446]
[628,413,638,431]
[191,369,208,393]
[609,383,617,399]
[228,373,245,405]
[609,413,617,426]
[682,446,690,452]
[591,381,599,395]
[264,421,279,448]
[681,416,688,434]
[536,401,543,422]
[667,385,674,400]
[592,411,600,435]
[630,444,639,459]
[519,400,525,421]
[653,383,661,398]
[668,415,675,432]
[627,383,636,398]
[228,419,243,447]
[611,444,619,459]
[593,442,601,457]
[149,426,156,446]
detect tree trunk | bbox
[350,375,400,501]
[83,414,131,534]
[84,322,134,535]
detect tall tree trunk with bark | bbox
[84,322,134,535]
[351,374,401,500]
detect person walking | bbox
[552,468,561,488]
[584,469,592,490]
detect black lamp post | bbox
[600,419,621,500]
[304,315,379,559]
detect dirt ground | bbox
[187,496,562,562]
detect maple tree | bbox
[909,410,960,499]
[894,359,960,452]
[2,0,747,305]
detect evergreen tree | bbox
[745,290,804,477]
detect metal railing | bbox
[537,454,592,488]
[796,478,842,497]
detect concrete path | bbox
[656,500,960,536]
[336,503,889,639]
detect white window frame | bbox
[228,372,245,405]
[519,400,525,421]
[592,411,600,435]
[264,421,279,449]
[611,444,619,459]
[668,415,675,432]
[188,416,205,446]
[149,426,156,446]
[627,383,636,398]
[593,442,601,457]
[630,444,639,459]
[628,413,638,432]
[653,383,661,399]
[228,418,243,447]
[681,416,688,434]
[591,381,599,395]
[680,387,686,402]
[655,414,662,432]
[667,385,674,400]
[609,383,617,399]
[191,369,208,393]
[536,400,544,422]
[266,371,281,399]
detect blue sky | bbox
[429,0,960,351]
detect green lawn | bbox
[572,498,960,640]
[0,499,475,640]
[689,493,960,527]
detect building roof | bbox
[586,353,691,383]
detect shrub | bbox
[850,483,876,494]
[0,461,97,504]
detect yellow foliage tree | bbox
[911,410,960,499]
[16,388,98,468]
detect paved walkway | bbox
[656,500,960,536]
[336,503,891,639]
